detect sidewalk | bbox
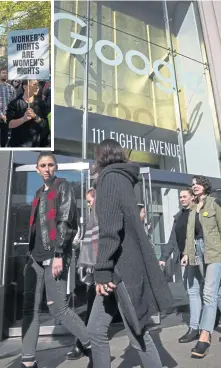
[0,324,221,368]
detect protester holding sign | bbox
[6,27,50,148]
[6,80,50,147]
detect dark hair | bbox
[180,187,194,196]
[192,175,212,195]
[21,80,39,91]
[86,187,96,198]
[36,151,57,166]
[93,139,127,173]
[21,80,28,92]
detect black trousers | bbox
[0,121,8,147]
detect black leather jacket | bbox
[29,178,78,259]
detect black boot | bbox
[21,362,38,368]
[66,340,91,360]
[178,328,199,343]
[87,357,93,368]
[66,343,84,360]
[191,336,211,359]
[214,308,221,329]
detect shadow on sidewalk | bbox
[3,344,74,368]
[116,329,178,368]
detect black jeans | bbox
[0,121,8,147]
[22,256,89,363]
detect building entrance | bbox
[3,163,221,338]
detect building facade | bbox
[1,0,221,340]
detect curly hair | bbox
[192,175,212,195]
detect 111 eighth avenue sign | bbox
[55,106,181,159]
[8,28,49,80]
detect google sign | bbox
[54,13,203,95]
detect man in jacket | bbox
[159,188,194,268]
[159,188,200,343]
[21,152,90,368]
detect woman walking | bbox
[182,175,221,358]
[87,139,173,368]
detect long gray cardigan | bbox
[94,163,173,334]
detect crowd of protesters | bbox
[0,65,51,147]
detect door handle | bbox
[13,242,29,246]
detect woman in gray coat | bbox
[87,139,173,368]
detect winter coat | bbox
[94,163,173,333]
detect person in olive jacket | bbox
[181,175,221,359]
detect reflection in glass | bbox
[54,0,221,177]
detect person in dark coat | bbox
[159,188,194,267]
[87,139,173,368]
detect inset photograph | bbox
[0,1,51,148]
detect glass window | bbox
[88,3,176,131]
[54,0,221,177]
[167,1,206,64]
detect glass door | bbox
[4,162,90,337]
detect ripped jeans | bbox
[186,239,221,333]
[22,255,89,363]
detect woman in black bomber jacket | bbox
[87,139,173,368]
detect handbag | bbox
[161,262,189,307]
[168,281,189,307]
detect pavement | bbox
[0,323,221,368]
